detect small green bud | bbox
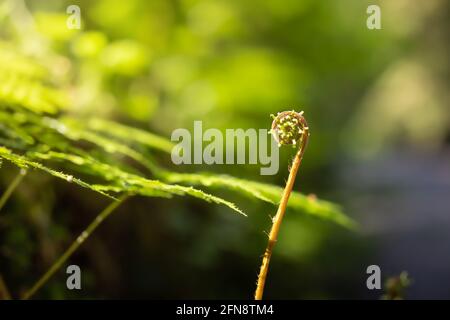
[271,110,307,146]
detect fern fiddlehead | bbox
[254,110,309,300]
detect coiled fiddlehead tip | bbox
[270,110,308,147]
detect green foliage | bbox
[162,172,355,229]
[0,43,354,227]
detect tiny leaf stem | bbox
[22,194,129,300]
[0,169,26,213]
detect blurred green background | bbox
[0,0,449,299]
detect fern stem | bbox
[22,194,129,300]
[0,169,26,213]
[254,112,309,300]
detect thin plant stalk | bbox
[22,194,129,300]
[0,169,27,213]
[254,111,309,300]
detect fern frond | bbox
[36,116,354,227]
[0,146,116,199]
[162,171,355,229]
[26,150,246,216]
[86,118,174,153]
